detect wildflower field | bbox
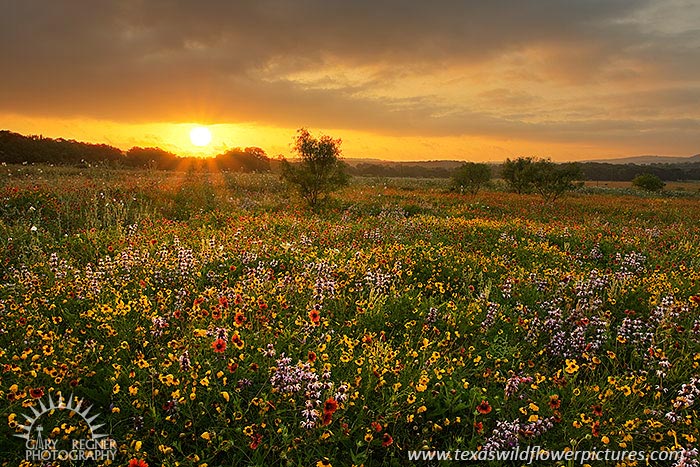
[1,167,699,466]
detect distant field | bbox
[1,166,699,466]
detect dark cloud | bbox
[1,0,698,150]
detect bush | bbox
[530,160,582,203]
[452,163,491,194]
[632,173,665,192]
[501,157,536,194]
[502,157,581,202]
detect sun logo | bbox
[14,393,116,462]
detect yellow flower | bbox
[564,359,579,374]
[201,432,211,441]
[316,459,332,467]
[221,391,230,402]
[112,384,120,394]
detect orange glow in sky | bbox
[1,2,698,161]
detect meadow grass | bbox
[1,166,699,466]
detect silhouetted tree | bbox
[215,147,271,172]
[125,147,178,169]
[280,128,348,210]
[452,162,491,194]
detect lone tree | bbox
[452,162,491,194]
[632,173,665,192]
[281,128,349,210]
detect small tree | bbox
[281,128,349,210]
[530,160,582,203]
[452,162,491,194]
[632,173,665,192]
[501,157,536,194]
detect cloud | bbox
[1,0,699,153]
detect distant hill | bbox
[584,154,700,165]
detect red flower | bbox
[250,433,262,450]
[234,312,246,326]
[29,387,44,399]
[382,433,394,447]
[128,460,148,467]
[371,421,383,432]
[549,395,561,410]
[212,338,227,353]
[474,421,484,434]
[308,309,321,325]
[476,400,492,415]
[308,351,317,363]
[591,404,603,417]
[323,398,338,415]
[322,411,333,426]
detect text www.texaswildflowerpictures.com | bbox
[407,446,685,464]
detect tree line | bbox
[0,130,273,172]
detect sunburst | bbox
[14,393,108,441]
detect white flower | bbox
[30,225,38,232]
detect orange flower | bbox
[592,404,603,417]
[128,460,148,467]
[549,395,561,410]
[234,312,246,326]
[212,338,227,353]
[476,400,492,415]
[324,398,338,415]
[322,411,333,426]
[309,309,321,325]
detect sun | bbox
[190,126,212,147]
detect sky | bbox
[1,0,699,161]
